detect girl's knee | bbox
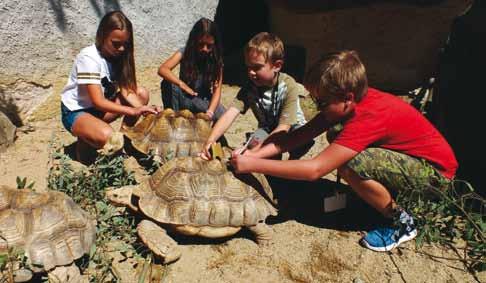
[95,127,114,147]
[137,86,150,105]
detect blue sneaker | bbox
[360,210,417,252]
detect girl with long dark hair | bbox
[158,17,225,121]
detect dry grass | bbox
[207,244,237,269]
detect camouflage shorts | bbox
[346,148,450,194]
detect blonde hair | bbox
[304,50,368,102]
[244,32,284,64]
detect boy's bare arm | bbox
[201,107,240,159]
[247,112,329,158]
[231,142,357,181]
[269,123,291,135]
[244,123,291,154]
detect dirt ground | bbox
[0,82,484,283]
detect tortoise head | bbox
[106,185,139,211]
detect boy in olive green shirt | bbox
[201,32,308,159]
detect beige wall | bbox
[267,0,471,91]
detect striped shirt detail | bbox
[78,72,100,80]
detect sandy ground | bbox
[0,83,483,283]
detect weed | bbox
[138,149,163,175]
[396,180,485,273]
[15,177,34,190]
[207,244,236,269]
[47,145,153,282]
[0,245,28,283]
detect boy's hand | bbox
[199,140,215,160]
[230,154,252,174]
[232,146,245,156]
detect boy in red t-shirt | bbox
[229,50,458,252]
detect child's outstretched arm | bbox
[200,107,240,160]
[157,51,197,96]
[86,85,157,116]
[231,142,357,181]
[206,71,223,118]
[246,112,329,159]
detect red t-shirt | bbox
[333,88,458,179]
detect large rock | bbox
[0,111,16,151]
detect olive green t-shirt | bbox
[231,72,307,132]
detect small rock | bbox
[0,111,16,151]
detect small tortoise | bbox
[0,186,96,282]
[107,154,277,263]
[121,108,212,160]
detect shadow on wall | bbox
[214,0,446,87]
[215,0,270,86]
[433,0,485,196]
[275,0,447,12]
[47,0,121,31]
[215,0,307,86]
[0,89,23,127]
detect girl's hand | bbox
[206,110,214,119]
[179,81,198,96]
[132,105,159,116]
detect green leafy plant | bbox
[396,180,485,273]
[47,148,153,282]
[15,177,34,190]
[0,243,28,283]
[139,150,163,175]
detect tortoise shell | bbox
[121,109,212,159]
[134,157,277,227]
[0,186,96,272]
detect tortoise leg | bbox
[10,268,33,283]
[137,220,181,264]
[97,131,124,155]
[47,263,85,283]
[248,222,273,245]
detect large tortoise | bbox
[121,108,212,160]
[0,186,96,282]
[106,154,277,263]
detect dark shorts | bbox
[346,147,451,193]
[61,102,103,133]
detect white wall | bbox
[0,0,218,122]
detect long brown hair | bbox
[180,18,223,92]
[95,11,137,92]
